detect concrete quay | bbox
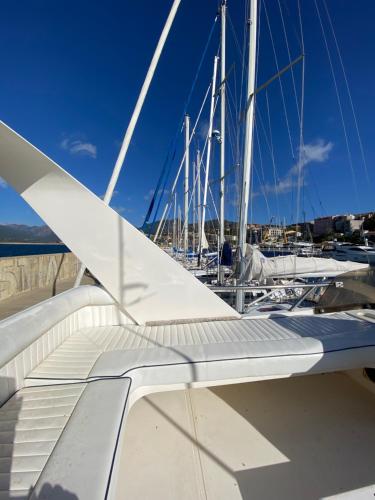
[0,253,94,320]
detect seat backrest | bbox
[0,286,118,406]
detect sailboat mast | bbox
[236,0,258,312]
[173,191,177,249]
[220,0,226,248]
[197,149,201,254]
[103,0,181,205]
[199,55,219,259]
[178,205,182,249]
[192,160,196,253]
[184,114,190,257]
[75,0,181,287]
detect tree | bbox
[363,215,375,231]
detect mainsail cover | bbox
[201,229,209,250]
[241,245,368,281]
[0,122,239,325]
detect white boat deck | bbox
[118,373,375,500]
[1,287,375,499]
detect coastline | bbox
[0,242,62,245]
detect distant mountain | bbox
[0,224,60,243]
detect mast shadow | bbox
[211,373,375,500]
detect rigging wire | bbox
[277,0,301,123]
[237,0,250,163]
[254,119,272,224]
[227,10,245,61]
[322,0,370,184]
[265,91,281,225]
[226,84,240,162]
[253,159,271,221]
[233,0,250,241]
[280,0,304,50]
[171,96,217,245]
[144,14,218,228]
[295,0,305,239]
[314,0,360,212]
[235,0,249,122]
[254,124,267,185]
[154,81,212,242]
[262,0,295,159]
[177,154,221,251]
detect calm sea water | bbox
[261,250,292,257]
[0,243,70,258]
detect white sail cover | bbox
[241,245,369,281]
[201,229,209,250]
[0,122,239,325]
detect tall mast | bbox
[220,0,226,248]
[192,160,196,253]
[103,0,181,205]
[236,0,258,312]
[196,149,201,254]
[153,83,211,244]
[178,205,182,250]
[173,191,177,249]
[184,114,190,256]
[75,0,181,286]
[199,55,219,260]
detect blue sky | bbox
[0,0,374,228]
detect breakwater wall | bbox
[0,253,80,302]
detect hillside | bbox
[0,224,60,243]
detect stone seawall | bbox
[0,253,80,302]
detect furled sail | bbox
[241,244,368,281]
[201,229,209,250]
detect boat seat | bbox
[12,313,375,499]
[2,285,375,499]
[25,311,375,384]
[0,379,130,500]
[0,384,85,499]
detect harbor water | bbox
[0,243,70,258]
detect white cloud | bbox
[290,139,333,176]
[60,137,97,159]
[263,177,297,195]
[144,189,154,201]
[144,188,169,202]
[261,139,333,196]
[0,177,7,188]
[198,120,210,141]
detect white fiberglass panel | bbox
[0,122,238,325]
